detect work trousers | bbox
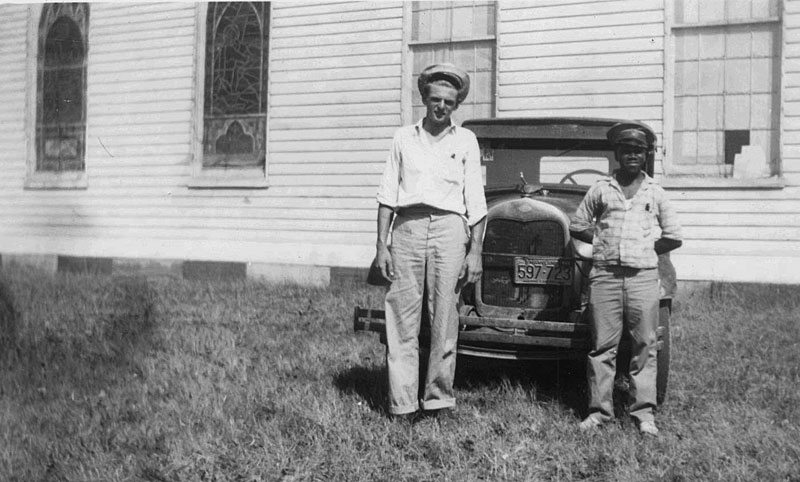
[587,265,659,423]
[384,207,468,415]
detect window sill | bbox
[660,175,785,190]
[24,171,88,190]
[188,169,268,189]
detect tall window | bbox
[671,0,780,177]
[202,2,269,171]
[37,3,88,172]
[410,1,496,124]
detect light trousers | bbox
[587,265,659,423]
[384,207,468,415]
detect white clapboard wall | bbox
[0,2,400,269]
[1,1,800,283]
[495,0,800,283]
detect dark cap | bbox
[418,63,471,104]
[607,123,656,148]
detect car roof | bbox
[461,117,656,143]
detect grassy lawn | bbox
[1,264,799,482]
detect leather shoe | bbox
[390,411,419,424]
[422,407,457,421]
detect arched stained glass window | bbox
[37,3,88,172]
[203,2,269,170]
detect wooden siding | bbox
[494,0,800,284]
[0,2,402,268]
[663,0,800,283]
[1,1,799,284]
[0,6,27,192]
[496,0,665,134]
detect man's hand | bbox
[460,250,483,284]
[376,243,395,282]
[376,204,395,282]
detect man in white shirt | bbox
[375,63,488,422]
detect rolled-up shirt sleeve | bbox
[463,132,488,226]
[570,185,600,234]
[655,187,682,241]
[376,132,401,208]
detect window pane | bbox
[206,3,266,117]
[724,94,751,129]
[698,0,725,23]
[752,27,776,57]
[37,3,88,173]
[675,0,696,23]
[411,2,496,121]
[750,93,774,129]
[698,59,724,95]
[673,131,698,164]
[453,43,476,72]
[724,58,751,93]
[751,56,776,92]
[675,60,698,96]
[727,0,753,21]
[451,6,475,39]
[725,28,751,58]
[699,29,725,59]
[674,96,698,131]
[203,2,269,169]
[675,34,699,61]
[671,18,779,174]
[698,95,723,130]
[697,131,723,164]
[476,2,495,36]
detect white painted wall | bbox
[1,1,799,284]
[0,2,401,271]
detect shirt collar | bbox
[414,118,458,135]
[607,170,654,192]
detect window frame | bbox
[189,2,271,189]
[402,1,498,126]
[25,3,89,190]
[662,1,784,188]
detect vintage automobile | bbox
[354,117,676,403]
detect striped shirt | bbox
[376,119,488,226]
[570,173,682,269]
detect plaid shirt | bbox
[570,173,682,269]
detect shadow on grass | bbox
[0,269,160,479]
[0,270,161,399]
[455,356,588,416]
[333,353,590,418]
[333,364,389,414]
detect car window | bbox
[482,144,618,188]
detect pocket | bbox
[441,154,464,185]
[639,212,655,238]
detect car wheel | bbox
[656,303,671,405]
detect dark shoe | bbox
[422,407,457,421]
[390,411,419,424]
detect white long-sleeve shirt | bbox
[376,119,488,226]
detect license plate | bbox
[513,256,573,285]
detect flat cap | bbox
[607,122,656,148]
[418,63,471,104]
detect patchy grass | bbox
[1,263,798,481]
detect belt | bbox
[396,205,458,217]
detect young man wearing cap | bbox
[374,63,487,422]
[569,123,682,436]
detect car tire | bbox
[656,303,671,405]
